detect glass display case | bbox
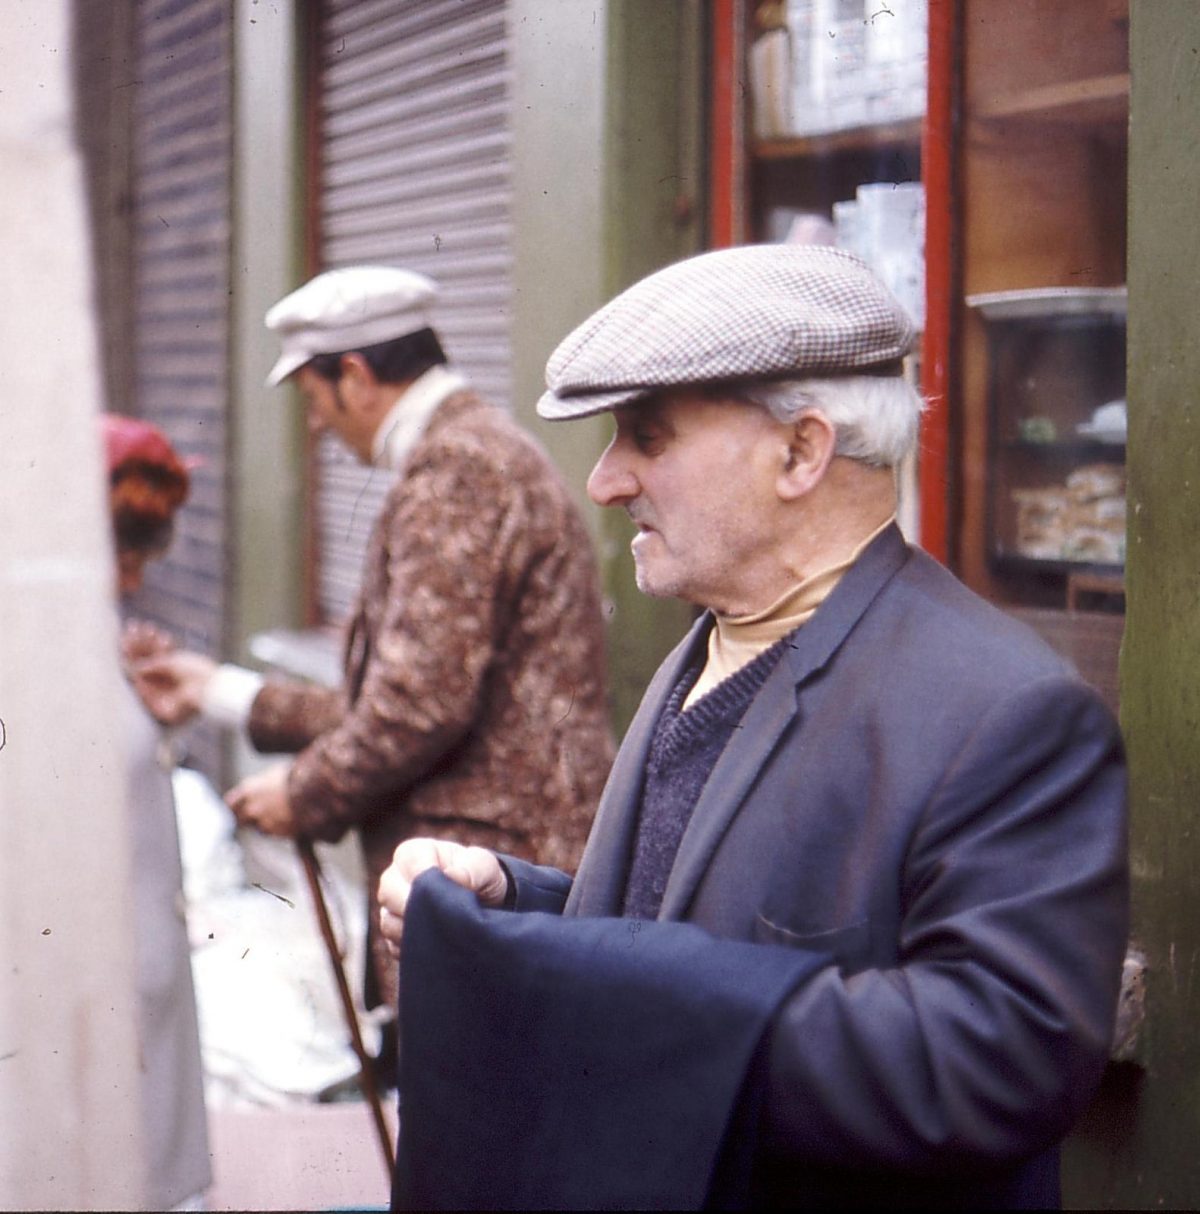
[715,0,1129,630]
[968,287,1126,583]
[950,0,1128,619]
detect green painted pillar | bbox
[228,0,307,652]
[510,0,703,735]
[1063,3,1200,1207]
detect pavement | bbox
[206,1100,396,1211]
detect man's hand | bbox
[130,650,217,726]
[120,619,176,668]
[225,763,297,837]
[377,838,508,958]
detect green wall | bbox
[228,0,307,652]
[1063,3,1200,1207]
[510,0,703,734]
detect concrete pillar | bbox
[0,1,147,1207]
[229,0,307,652]
[509,0,704,734]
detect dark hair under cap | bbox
[307,326,447,386]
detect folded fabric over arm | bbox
[394,871,825,1211]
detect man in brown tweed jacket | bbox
[134,266,614,1010]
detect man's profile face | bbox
[586,390,788,615]
[294,363,376,464]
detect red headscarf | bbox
[102,414,189,480]
[101,414,191,551]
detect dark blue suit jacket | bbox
[395,525,1128,1209]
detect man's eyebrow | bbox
[625,396,667,423]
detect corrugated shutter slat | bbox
[313,0,513,624]
[129,0,232,780]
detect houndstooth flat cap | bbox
[537,244,917,420]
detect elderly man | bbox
[134,265,614,1014]
[377,245,1128,1209]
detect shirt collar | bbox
[371,364,469,470]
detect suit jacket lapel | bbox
[659,524,911,919]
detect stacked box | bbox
[833,181,925,327]
[786,0,927,136]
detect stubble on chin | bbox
[631,553,677,601]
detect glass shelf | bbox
[993,554,1124,578]
[974,72,1129,126]
[1001,439,1126,456]
[754,118,921,161]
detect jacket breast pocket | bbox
[752,914,872,971]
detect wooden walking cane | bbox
[296,836,397,1178]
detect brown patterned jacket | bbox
[247,391,614,1008]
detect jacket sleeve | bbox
[285,442,516,841]
[247,679,348,754]
[498,853,574,913]
[759,674,1128,1172]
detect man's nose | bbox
[586,443,637,507]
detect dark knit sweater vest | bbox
[621,631,795,920]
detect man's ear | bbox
[337,353,379,411]
[776,409,837,501]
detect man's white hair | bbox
[735,375,926,469]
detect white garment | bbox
[370,363,467,468]
[172,768,380,1107]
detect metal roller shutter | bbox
[128,0,232,654]
[128,0,233,781]
[312,0,513,624]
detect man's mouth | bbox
[629,519,660,559]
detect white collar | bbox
[371,365,469,470]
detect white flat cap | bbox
[265,265,438,386]
[538,244,917,420]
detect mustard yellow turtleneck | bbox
[683,517,895,710]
